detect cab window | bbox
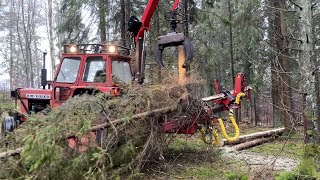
[82,57,106,83]
[56,57,81,83]
[112,60,132,84]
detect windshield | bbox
[56,57,81,83]
[112,60,132,84]
[82,57,106,83]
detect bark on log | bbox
[221,127,285,146]
[0,148,22,158]
[231,137,273,151]
[90,104,178,131]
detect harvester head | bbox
[155,32,194,68]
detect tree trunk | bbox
[16,1,30,87]
[268,0,280,127]
[184,0,189,37]
[221,127,285,146]
[21,0,34,87]
[274,0,293,130]
[231,137,273,151]
[297,0,314,143]
[125,0,132,47]
[254,95,259,126]
[106,0,110,42]
[48,0,55,78]
[120,0,126,46]
[155,7,161,82]
[312,14,320,142]
[228,0,235,85]
[98,0,106,43]
[9,26,13,90]
[302,93,309,143]
[228,0,239,124]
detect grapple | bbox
[155,32,194,68]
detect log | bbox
[221,127,285,146]
[90,93,190,131]
[231,137,273,151]
[0,148,22,158]
[90,104,179,131]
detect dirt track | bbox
[223,149,298,171]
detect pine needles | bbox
[0,78,205,179]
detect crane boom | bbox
[135,0,180,41]
[128,0,194,83]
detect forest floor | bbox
[144,123,304,180]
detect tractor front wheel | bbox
[1,116,17,137]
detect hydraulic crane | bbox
[128,0,194,83]
[127,0,251,144]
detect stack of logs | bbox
[221,127,286,151]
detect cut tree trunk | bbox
[89,104,179,131]
[230,137,272,151]
[221,127,285,146]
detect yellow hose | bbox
[201,127,220,145]
[217,93,246,142]
[236,93,246,105]
[217,110,239,142]
[213,129,219,145]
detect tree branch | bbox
[288,0,302,10]
[285,36,303,43]
[311,0,320,9]
[0,148,22,158]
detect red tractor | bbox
[2,44,132,134]
[2,0,250,145]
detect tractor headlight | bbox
[69,45,77,53]
[108,46,116,53]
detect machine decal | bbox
[26,94,51,99]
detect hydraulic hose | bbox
[236,93,246,105]
[217,110,239,142]
[201,127,220,145]
[217,93,246,142]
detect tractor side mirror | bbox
[10,90,16,98]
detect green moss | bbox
[248,140,304,159]
[275,171,297,180]
[183,166,218,179]
[225,172,248,180]
[168,135,208,151]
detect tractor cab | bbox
[52,44,132,107]
[2,43,132,134]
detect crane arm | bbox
[128,0,181,83]
[135,0,180,42]
[128,0,194,84]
